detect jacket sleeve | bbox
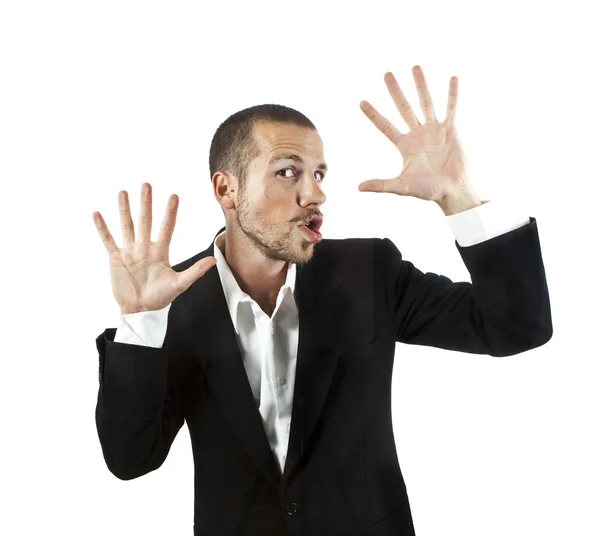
[95,327,185,480]
[381,216,553,357]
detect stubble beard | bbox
[235,190,314,266]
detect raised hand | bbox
[93,182,217,315]
[358,65,470,203]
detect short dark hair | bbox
[208,104,317,191]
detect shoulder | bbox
[313,235,397,272]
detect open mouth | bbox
[297,217,323,244]
[298,215,323,232]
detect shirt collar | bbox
[212,229,297,334]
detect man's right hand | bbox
[93,182,217,315]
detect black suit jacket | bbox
[95,217,552,535]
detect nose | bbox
[298,171,326,206]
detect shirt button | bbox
[287,423,291,432]
[285,502,299,515]
[278,377,286,385]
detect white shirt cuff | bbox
[446,199,531,247]
[113,302,172,348]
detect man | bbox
[93,65,552,535]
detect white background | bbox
[1,1,598,534]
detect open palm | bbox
[358,66,469,202]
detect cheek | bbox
[264,182,287,201]
[263,185,297,218]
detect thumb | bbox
[358,178,391,193]
[177,257,217,293]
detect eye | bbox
[277,167,325,182]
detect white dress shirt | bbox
[113,200,530,474]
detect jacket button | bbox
[285,502,299,515]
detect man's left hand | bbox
[358,65,471,204]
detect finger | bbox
[445,76,458,127]
[157,193,178,249]
[359,100,403,146]
[358,179,389,193]
[358,178,404,194]
[93,211,120,257]
[138,182,152,243]
[118,190,135,246]
[412,65,438,123]
[177,257,217,294]
[384,71,421,129]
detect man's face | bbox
[234,121,327,266]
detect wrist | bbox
[436,188,482,216]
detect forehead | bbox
[252,121,324,161]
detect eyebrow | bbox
[268,153,328,172]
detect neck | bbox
[217,232,288,304]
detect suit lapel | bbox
[178,227,346,491]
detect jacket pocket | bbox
[365,500,413,531]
